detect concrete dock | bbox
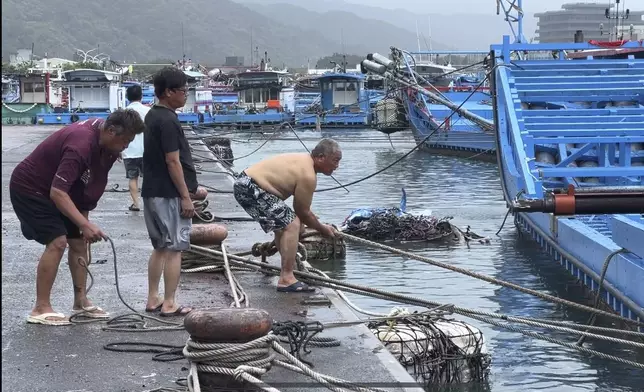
[1,126,422,392]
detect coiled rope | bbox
[183,334,388,392]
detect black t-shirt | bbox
[141,105,198,198]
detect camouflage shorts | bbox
[233,171,296,233]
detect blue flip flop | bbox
[277,281,316,293]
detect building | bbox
[225,56,244,66]
[535,2,644,43]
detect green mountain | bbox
[1,0,443,68]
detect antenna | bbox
[250,28,253,67]
[181,22,186,69]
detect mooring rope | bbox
[183,334,389,392]
[186,245,644,369]
[337,232,644,327]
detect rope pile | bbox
[192,199,214,223]
[183,333,386,392]
[202,136,234,165]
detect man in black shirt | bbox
[141,67,197,317]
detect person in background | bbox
[233,139,340,292]
[120,85,150,211]
[141,67,197,317]
[9,110,145,326]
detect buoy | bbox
[190,186,208,201]
[184,308,272,389]
[190,223,228,245]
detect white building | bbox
[535,2,644,43]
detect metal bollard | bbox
[184,308,273,391]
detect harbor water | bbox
[209,127,644,392]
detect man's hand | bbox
[318,224,337,238]
[180,196,195,218]
[81,222,107,243]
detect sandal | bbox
[277,281,316,293]
[159,305,193,317]
[129,204,140,212]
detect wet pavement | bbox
[1,126,421,392]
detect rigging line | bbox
[314,70,493,193]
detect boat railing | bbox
[491,35,644,203]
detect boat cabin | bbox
[234,70,289,110]
[19,74,48,104]
[58,69,125,112]
[317,73,369,113]
[2,77,20,103]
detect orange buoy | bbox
[190,223,228,245]
[190,186,208,201]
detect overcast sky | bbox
[336,0,625,14]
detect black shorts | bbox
[233,171,296,233]
[9,188,82,245]
[124,158,143,179]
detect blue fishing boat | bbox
[295,73,371,128]
[36,68,126,125]
[361,0,644,328]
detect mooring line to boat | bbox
[315,71,494,193]
[576,248,631,346]
[187,245,644,369]
[336,232,643,326]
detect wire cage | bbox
[368,314,491,386]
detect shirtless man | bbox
[233,138,340,292]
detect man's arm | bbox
[292,174,324,231]
[160,121,191,199]
[50,150,91,229]
[165,151,190,200]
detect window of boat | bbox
[269,89,279,100]
[244,89,253,103]
[334,81,346,91]
[346,82,356,91]
[22,82,45,93]
[253,88,261,103]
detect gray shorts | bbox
[143,197,191,251]
[124,158,143,179]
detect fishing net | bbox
[203,136,234,165]
[342,208,463,242]
[369,311,491,385]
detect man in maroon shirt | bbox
[9,109,145,326]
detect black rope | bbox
[271,320,325,367]
[314,71,493,193]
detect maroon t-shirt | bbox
[10,118,118,211]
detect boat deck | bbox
[492,38,644,324]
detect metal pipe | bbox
[512,194,644,215]
[552,186,644,194]
[377,70,495,132]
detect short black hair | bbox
[153,67,188,99]
[105,109,145,137]
[126,85,143,102]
